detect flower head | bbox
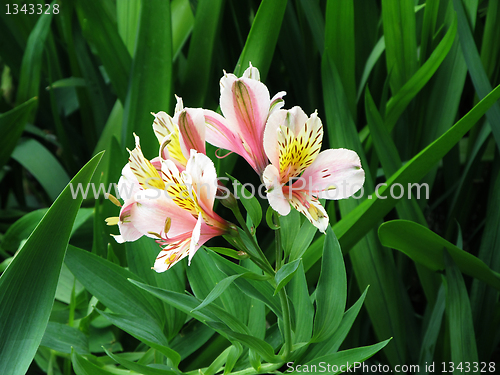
[204,64,285,176]
[263,107,365,233]
[108,134,230,271]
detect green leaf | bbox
[55,263,85,304]
[126,237,186,340]
[301,286,369,363]
[188,248,251,323]
[191,274,242,312]
[288,218,317,262]
[357,36,385,102]
[292,339,391,374]
[208,250,283,319]
[71,351,116,375]
[65,245,165,324]
[452,0,500,149]
[129,279,250,336]
[0,97,37,169]
[12,138,70,201]
[312,226,346,342]
[104,348,177,375]
[0,153,102,375]
[76,0,132,103]
[122,0,172,155]
[381,0,418,93]
[228,174,262,230]
[182,0,224,107]
[97,310,181,367]
[444,252,479,364]
[48,77,87,89]
[274,259,301,295]
[324,0,356,120]
[15,8,53,105]
[287,262,313,354]
[116,0,141,54]
[234,0,287,80]
[298,0,324,54]
[40,322,89,355]
[385,18,457,132]
[1,208,47,253]
[171,0,194,60]
[470,159,500,358]
[418,285,445,369]
[207,322,282,364]
[279,209,300,258]
[169,320,216,360]
[378,220,500,290]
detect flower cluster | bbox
[107,64,364,271]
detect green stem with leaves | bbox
[274,214,292,360]
[230,203,274,275]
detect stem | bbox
[274,213,282,271]
[231,203,274,274]
[275,218,292,360]
[278,288,292,361]
[224,232,275,276]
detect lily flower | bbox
[151,96,206,170]
[262,107,365,233]
[107,135,231,271]
[204,64,285,176]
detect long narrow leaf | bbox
[0,153,102,375]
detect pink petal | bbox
[263,165,290,216]
[115,201,143,242]
[263,110,287,168]
[220,77,270,170]
[288,192,329,233]
[285,106,309,135]
[188,213,203,265]
[133,194,198,238]
[117,164,141,204]
[185,151,218,214]
[300,149,365,200]
[204,110,246,153]
[153,236,191,272]
[178,108,206,157]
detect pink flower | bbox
[204,64,285,176]
[107,135,230,271]
[151,96,206,170]
[262,107,365,233]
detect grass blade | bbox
[0,153,102,375]
[182,0,224,107]
[312,227,346,342]
[12,138,70,201]
[444,252,479,364]
[378,220,500,290]
[15,8,53,106]
[381,0,417,93]
[234,0,287,80]
[76,0,132,103]
[324,0,356,120]
[122,0,172,153]
[452,0,500,149]
[0,98,37,169]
